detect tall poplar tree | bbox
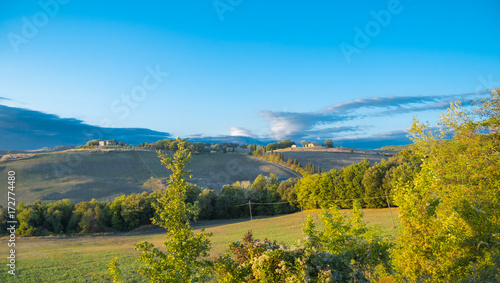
[135,138,212,282]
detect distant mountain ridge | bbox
[0,104,171,150]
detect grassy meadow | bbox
[0,208,399,282]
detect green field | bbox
[0,208,399,282]
[0,150,297,207]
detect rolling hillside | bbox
[275,148,392,172]
[0,149,297,206]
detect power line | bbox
[301,196,386,203]
[235,200,291,206]
[235,195,395,227]
[234,196,386,207]
[135,151,158,178]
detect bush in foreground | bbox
[215,201,391,282]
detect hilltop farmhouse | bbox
[99,140,118,146]
[308,142,322,148]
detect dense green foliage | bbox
[7,193,157,236]
[138,138,210,154]
[262,139,297,152]
[79,139,122,149]
[392,90,500,281]
[324,139,334,148]
[207,142,240,153]
[206,174,300,220]
[295,151,421,209]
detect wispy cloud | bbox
[259,111,353,140]
[259,91,489,140]
[322,95,456,113]
[0,105,170,150]
[229,126,256,137]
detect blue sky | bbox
[1,1,499,149]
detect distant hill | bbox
[375,145,409,152]
[187,135,270,145]
[0,149,297,206]
[0,104,171,150]
[275,148,390,172]
[25,145,76,153]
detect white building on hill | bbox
[308,142,322,147]
[99,140,118,146]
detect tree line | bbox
[79,138,219,154]
[0,193,157,236]
[138,139,211,154]
[251,147,318,175]
[0,174,300,236]
[248,139,336,175]
[295,147,422,209]
[247,138,422,209]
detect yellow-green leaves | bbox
[135,138,213,282]
[393,90,500,282]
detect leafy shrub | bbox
[216,201,392,282]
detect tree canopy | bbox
[135,138,212,282]
[393,90,500,281]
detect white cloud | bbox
[229,127,255,137]
[259,91,490,140]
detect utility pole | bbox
[300,200,304,223]
[385,192,396,229]
[248,200,253,221]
